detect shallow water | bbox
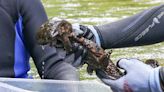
[29,0,164,80]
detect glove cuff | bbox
[149,67,163,92]
[87,25,101,47]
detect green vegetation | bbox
[42,0,160,19]
[29,0,164,80]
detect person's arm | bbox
[17,0,47,77]
[73,4,164,49]
[17,0,79,80]
[96,4,164,49]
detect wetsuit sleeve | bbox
[96,4,164,49]
[95,4,164,91]
[17,0,79,80]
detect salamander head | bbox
[36,18,72,46]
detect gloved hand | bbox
[64,44,86,68]
[52,41,86,68]
[96,58,162,92]
[69,23,101,70]
[72,23,101,46]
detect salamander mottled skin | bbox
[36,19,123,80]
[36,19,159,80]
[145,59,159,68]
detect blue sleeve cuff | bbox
[149,67,163,92]
[88,25,101,47]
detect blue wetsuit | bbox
[0,0,79,80]
[14,17,30,78]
